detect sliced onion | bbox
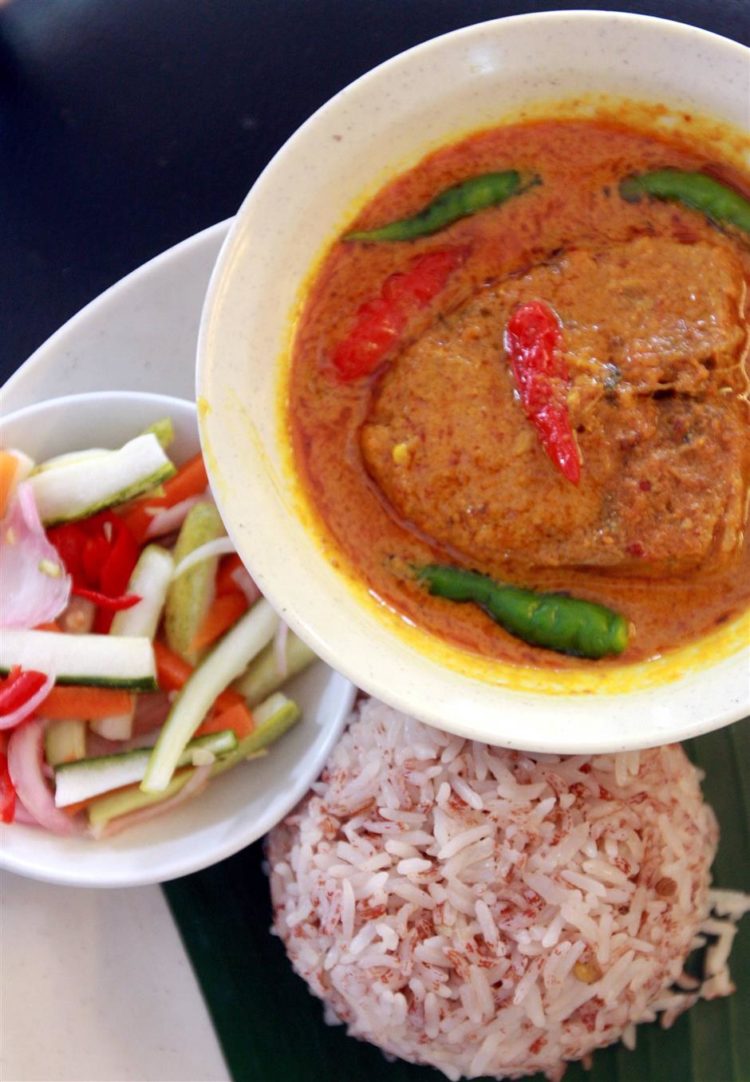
[132,690,172,735]
[94,764,211,839]
[0,483,71,629]
[0,671,55,731]
[85,725,167,760]
[85,695,170,757]
[144,494,203,540]
[171,536,236,581]
[85,730,126,758]
[273,621,290,679]
[13,797,42,827]
[7,720,82,835]
[230,564,261,606]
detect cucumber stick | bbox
[45,719,87,766]
[90,545,176,740]
[0,628,157,689]
[111,545,174,639]
[89,769,195,831]
[32,448,108,473]
[29,432,176,524]
[142,417,174,449]
[142,598,279,792]
[54,730,237,807]
[88,692,298,829]
[165,501,224,664]
[234,631,316,706]
[211,693,301,774]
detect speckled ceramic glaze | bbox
[0,392,355,886]
[197,12,750,753]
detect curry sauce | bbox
[288,118,750,668]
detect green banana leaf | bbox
[165,720,749,1082]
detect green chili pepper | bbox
[346,170,540,242]
[619,169,750,234]
[415,564,629,660]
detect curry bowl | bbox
[0,392,355,886]
[197,12,750,754]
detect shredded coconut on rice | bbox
[268,699,749,1080]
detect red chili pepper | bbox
[48,522,88,583]
[99,517,139,596]
[48,512,141,615]
[0,667,49,717]
[72,587,141,612]
[0,752,15,823]
[332,247,468,381]
[504,300,581,484]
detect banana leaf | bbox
[164,721,749,1082]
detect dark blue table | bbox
[1,0,748,382]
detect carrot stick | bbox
[190,592,248,653]
[119,453,209,541]
[195,700,255,740]
[158,453,209,504]
[0,451,20,519]
[153,640,193,692]
[36,686,135,721]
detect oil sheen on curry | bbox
[288,117,750,669]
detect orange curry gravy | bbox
[288,117,750,669]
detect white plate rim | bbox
[0,241,356,887]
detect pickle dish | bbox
[0,391,355,887]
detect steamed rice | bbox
[268,699,748,1080]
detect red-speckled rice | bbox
[268,699,748,1080]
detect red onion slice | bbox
[0,671,55,731]
[230,564,261,606]
[85,694,172,758]
[0,483,71,629]
[171,536,236,581]
[144,494,203,539]
[7,720,83,835]
[132,690,172,735]
[12,797,40,827]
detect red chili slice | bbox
[0,752,15,823]
[72,587,141,612]
[332,247,468,381]
[0,668,49,717]
[504,300,581,484]
[48,512,141,614]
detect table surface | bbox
[1,0,748,384]
[1,3,748,1081]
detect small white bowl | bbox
[0,392,355,887]
[197,12,750,754]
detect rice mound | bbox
[268,700,741,1081]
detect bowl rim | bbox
[0,390,356,887]
[1,388,194,425]
[197,11,750,755]
[199,9,748,314]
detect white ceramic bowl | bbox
[197,12,750,754]
[0,392,355,887]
